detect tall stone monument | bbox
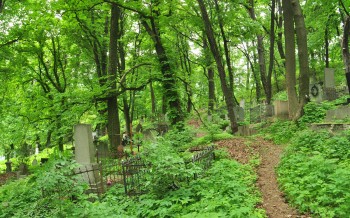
[74,124,95,164]
[74,124,102,193]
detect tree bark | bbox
[141,18,184,126]
[291,0,310,119]
[282,0,298,119]
[150,81,156,114]
[247,0,270,103]
[203,36,216,115]
[342,16,350,94]
[197,0,238,133]
[267,0,276,104]
[214,0,238,106]
[325,26,329,68]
[107,3,121,148]
[276,0,286,62]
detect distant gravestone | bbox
[240,99,245,109]
[32,158,38,166]
[263,104,274,118]
[324,68,335,88]
[233,106,245,122]
[17,163,28,179]
[274,100,289,119]
[310,83,323,102]
[324,68,337,101]
[325,105,350,122]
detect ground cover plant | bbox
[277,129,350,217]
[0,131,266,218]
[73,157,265,218]
[0,155,89,218]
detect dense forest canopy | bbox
[0,0,350,155]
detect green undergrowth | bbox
[0,146,266,217]
[259,120,300,144]
[277,129,350,217]
[76,158,265,218]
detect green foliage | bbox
[163,123,195,148]
[278,129,350,217]
[260,120,300,144]
[1,142,265,217]
[298,102,335,125]
[190,133,233,148]
[139,141,200,197]
[73,159,265,218]
[272,91,288,101]
[0,156,89,218]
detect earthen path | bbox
[216,138,310,218]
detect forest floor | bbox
[216,137,310,218]
[0,172,16,186]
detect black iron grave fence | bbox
[72,145,215,197]
[121,145,215,195]
[73,164,104,197]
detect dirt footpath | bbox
[216,138,309,218]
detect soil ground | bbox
[0,172,16,186]
[216,138,310,218]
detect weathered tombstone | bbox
[17,163,28,179]
[325,105,350,122]
[32,158,38,166]
[233,106,245,122]
[207,114,213,122]
[310,83,323,102]
[324,68,337,101]
[135,123,143,133]
[239,99,245,109]
[250,105,261,123]
[74,124,96,164]
[324,68,335,88]
[74,124,101,194]
[35,144,39,155]
[263,104,274,118]
[274,100,289,119]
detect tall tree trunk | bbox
[247,0,270,103]
[325,26,330,68]
[197,0,238,133]
[276,0,286,63]
[267,0,276,104]
[291,0,310,119]
[107,3,121,148]
[203,36,216,115]
[214,0,238,106]
[141,19,184,125]
[150,81,156,114]
[342,16,350,93]
[282,0,298,119]
[239,42,261,102]
[118,14,131,135]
